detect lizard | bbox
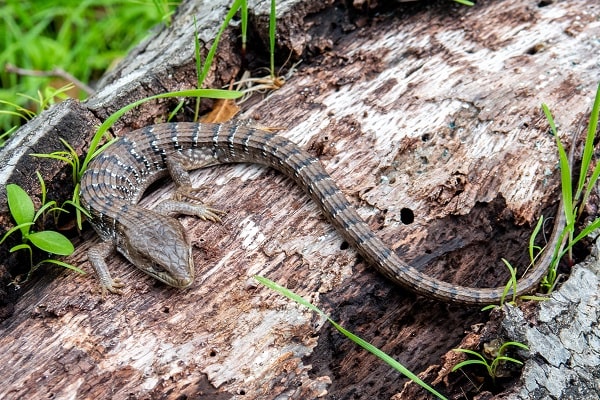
[79,122,566,304]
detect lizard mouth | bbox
[173,276,193,288]
[153,270,194,288]
[145,264,194,288]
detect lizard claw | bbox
[99,278,125,299]
[193,205,226,222]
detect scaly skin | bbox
[80,122,565,304]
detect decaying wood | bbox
[0,0,599,399]
[502,246,600,400]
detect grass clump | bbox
[541,82,600,291]
[0,0,179,142]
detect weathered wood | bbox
[502,249,600,400]
[0,0,599,399]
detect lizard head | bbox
[119,213,195,288]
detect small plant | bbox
[485,82,600,304]
[452,340,529,384]
[0,85,73,144]
[0,182,83,282]
[480,217,549,311]
[255,275,448,400]
[541,82,600,291]
[481,258,520,310]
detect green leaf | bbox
[28,231,74,255]
[269,0,276,76]
[254,275,325,317]
[6,184,35,235]
[519,295,550,302]
[500,258,518,304]
[196,1,244,88]
[542,103,573,226]
[36,171,47,206]
[80,88,243,176]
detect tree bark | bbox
[0,0,598,399]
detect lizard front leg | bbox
[88,241,125,297]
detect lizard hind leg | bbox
[154,197,225,222]
[155,151,226,222]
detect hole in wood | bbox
[400,208,414,224]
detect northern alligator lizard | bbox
[79,122,566,304]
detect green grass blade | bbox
[10,243,31,253]
[88,137,119,160]
[453,348,492,377]
[269,0,276,77]
[500,258,517,304]
[560,217,600,259]
[254,275,325,316]
[528,216,544,265]
[255,275,447,400]
[452,348,488,362]
[451,359,487,371]
[494,356,523,366]
[330,319,447,400]
[519,294,550,301]
[576,82,600,201]
[1,222,34,244]
[36,171,47,206]
[59,137,80,173]
[582,163,600,214]
[197,0,244,88]
[499,341,529,352]
[38,258,85,274]
[542,104,573,222]
[542,102,574,278]
[33,201,57,223]
[240,0,248,52]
